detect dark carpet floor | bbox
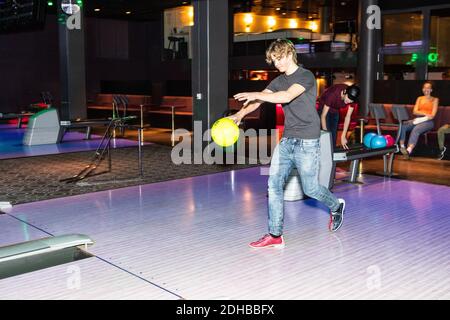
[0,144,259,205]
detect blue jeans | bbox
[268,137,340,236]
[400,119,434,147]
[326,112,340,148]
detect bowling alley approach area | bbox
[1,0,450,304]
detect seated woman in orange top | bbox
[400,81,439,159]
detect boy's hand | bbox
[227,113,243,126]
[233,92,258,107]
[341,136,349,150]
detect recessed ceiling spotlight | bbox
[275,7,281,11]
[94,8,100,12]
[126,11,131,15]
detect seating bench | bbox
[87,94,152,113]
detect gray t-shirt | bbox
[266,66,320,139]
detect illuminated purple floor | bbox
[0,167,449,299]
[0,124,145,160]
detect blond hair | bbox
[265,39,298,65]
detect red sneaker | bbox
[249,234,285,248]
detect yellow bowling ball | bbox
[211,117,240,147]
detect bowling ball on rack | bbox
[384,134,395,147]
[370,135,387,149]
[363,132,377,148]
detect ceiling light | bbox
[126,11,131,15]
[94,8,100,12]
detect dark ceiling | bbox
[46,0,189,20]
[46,0,358,23]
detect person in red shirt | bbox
[318,84,360,149]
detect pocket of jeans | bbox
[301,140,319,156]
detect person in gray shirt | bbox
[230,39,345,249]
